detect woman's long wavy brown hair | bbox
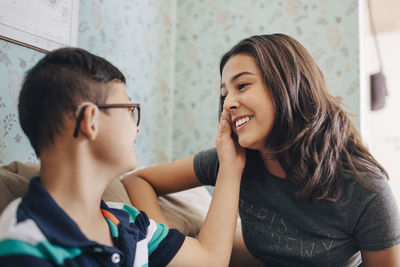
[219,34,388,201]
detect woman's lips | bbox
[232,115,253,130]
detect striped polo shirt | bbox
[0,177,185,266]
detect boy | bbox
[0,48,244,266]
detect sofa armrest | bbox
[0,161,40,214]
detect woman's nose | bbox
[223,92,239,111]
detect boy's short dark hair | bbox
[18,47,126,157]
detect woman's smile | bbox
[232,115,253,131]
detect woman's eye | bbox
[238,83,249,90]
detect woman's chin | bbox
[238,137,264,151]
[238,137,252,149]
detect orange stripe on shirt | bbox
[101,209,120,226]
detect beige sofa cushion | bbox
[0,161,39,213]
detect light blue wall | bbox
[172,0,360,159]
[0,0,359,165]
[0,0,176,166]
[0,42,42,163]
[78,0,176,166]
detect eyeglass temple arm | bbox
[73,106,88,138]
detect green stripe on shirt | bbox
[148,223,169,255]
[122,204,141,223]
[105,217,119,238]
[0,239,82,264]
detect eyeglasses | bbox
[98,103,140,126]
[73,102,140,138]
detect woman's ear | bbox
[80,104,99,140]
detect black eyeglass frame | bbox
[73,103,140,138]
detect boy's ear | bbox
[80,104,99,140]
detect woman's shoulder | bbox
[339,165,396,212]
[195,147,218,159]
[193,148,219,185]
[341,162,389,193]
[194,147,219,167]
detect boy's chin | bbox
[117,166,137,180]
[131,159,138,170]
[124,163,137,174]
[129,160,138,172]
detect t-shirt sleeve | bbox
[147,219,185,267]
[193,148,220,186]
[353,179,400,251]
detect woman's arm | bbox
[361,245,400,267]
[122,155,202,226]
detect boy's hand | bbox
[169,110,245,267]
[216,110,246,172]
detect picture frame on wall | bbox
[0,0,79,53]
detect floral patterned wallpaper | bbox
[172,0,360,159]
[78,0,176,166]
[0,41,42,163]
[0,0,359,166]
[0,0,176,166]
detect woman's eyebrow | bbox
[220,71,255,89]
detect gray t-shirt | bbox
[194,148,400,267]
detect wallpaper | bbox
[0,0,359,167]
[0,0,176,166]
[78,0,176,166]
[172,0,360,159]
[0,41,42,163]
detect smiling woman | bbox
[220,54,275,153]
[123,34,400,266]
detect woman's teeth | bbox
[235,116,251,127]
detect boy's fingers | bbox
[217,117,223,137]
[220,111,232,132]
[221,110,230,122]
[222,119,228,130]
[217,118,230,137]
[222,119,231,135]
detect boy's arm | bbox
[230,229,264,267]
[167,113,245,266]
[168,165,242,266]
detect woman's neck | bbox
[259,149,286,179]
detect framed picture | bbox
[0,0,79,53]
